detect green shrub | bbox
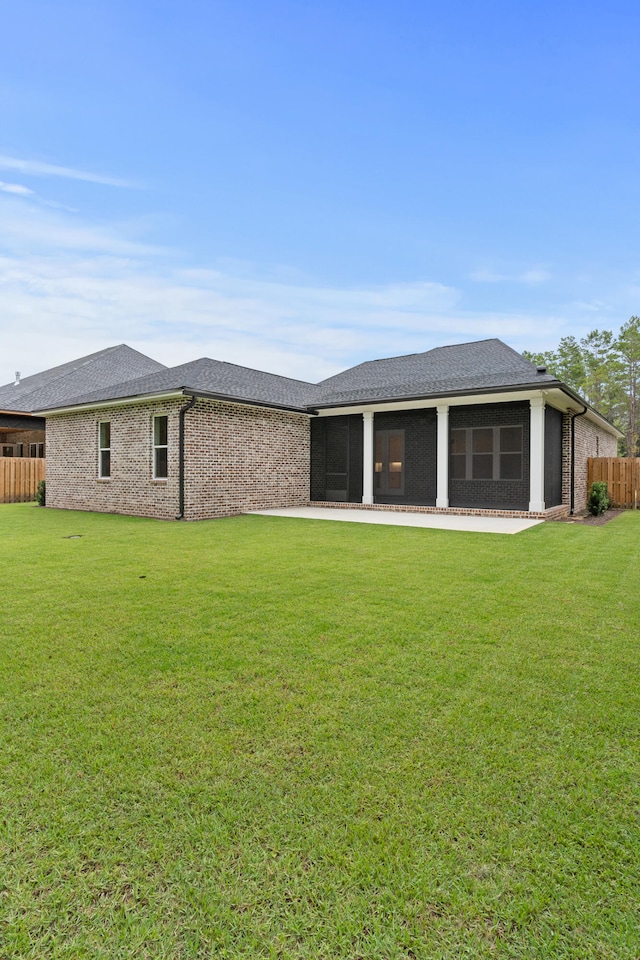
[587,480,609,516]
[35,480,46,507]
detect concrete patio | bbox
[247,506,543,535]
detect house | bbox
[34,338,621,521]
[0,345,166,459]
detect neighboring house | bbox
[34,338,621,521]
[0,345,166,458]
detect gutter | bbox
[570,403,588,515]
[311,380,559,410]
[175,394,198,520]
[34,388,312,418]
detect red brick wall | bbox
[45,397,310,520]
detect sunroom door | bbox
[374,429,405,497]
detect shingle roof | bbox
[32,338,561,415]
[39,357,315,412]
[310,339,557,406]
[0,345,166,413]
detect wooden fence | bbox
[0,458,46,503]
[587,457,640,509]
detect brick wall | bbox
[46,397,310,520]
[184,398,310,519]
[0,429,45,454]
[569,415,618,513]
[46,399,183,519]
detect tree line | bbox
[523,317,640,457]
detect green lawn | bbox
[1,503,639,959]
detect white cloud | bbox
[1,197,165,256]
[0,247,568,385]
[0,193,612,387]
[0,181,34,196]
[0,153,134,188]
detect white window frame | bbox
[98,421,111,479]
[152,415,168,480]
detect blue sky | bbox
[1,0,640,385]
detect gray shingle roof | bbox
[0,345,166,413]
[310,339,557,406]
[32,338,561,414]
[39,357,315,412]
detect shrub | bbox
[587,480,609,516]
[35,480,46,507]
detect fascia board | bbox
[35,388,313,418]
[314,385,623,439]
[34,391,187,416]
[313,387,548,416]
[187,388,312,415]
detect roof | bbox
[310,339,557,406]
[0,345,166,413]
[32,338,618,437]
[37,357,315,413]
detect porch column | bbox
[362,411,374,504]
[436,404,449,508]
[529,397,545,512]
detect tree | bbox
[616,317,640,456]
[579,329,624,425]
[552,336,586,394]
[522,336,585,393]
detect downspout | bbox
[570,403,588,515]
[176,394,198,520]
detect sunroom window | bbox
[450,426,523,481]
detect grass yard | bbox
[1,503,639,959]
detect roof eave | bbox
[183,388,312,415]
[310,379,562,410]
[310,379,624,438]
[33,390,188,416]
[34,387,313,417]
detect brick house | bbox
[35,339,621,521]
[0,345,166,460]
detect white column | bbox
[529,397,545,512]
[436,404,449,508]
[362,411,374,504]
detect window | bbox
[99,421,111,478]
[38,443,45,458]
[375,429,405,495]
[16,444,23,457]
[153,415,168,479]
[29,443,37,458]
[2,445,13,457]
[450,426,523,481]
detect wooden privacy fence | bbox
[0,458,46,503]
[587,457,640,509]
